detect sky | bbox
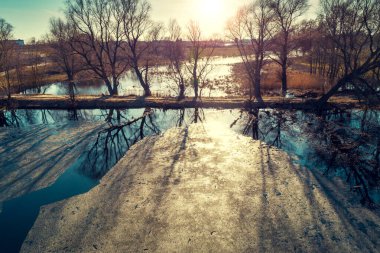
[0,0,320,41]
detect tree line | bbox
[0,0,379,105]
[228,0,380,104]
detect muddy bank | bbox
[0,94,365,110]
[22,124,380,252]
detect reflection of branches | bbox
[82,108,159,179]
[230,110,244,129]
[235,110,260,140]
[234,108,380,206]
[254,110,288,148]
[40,110,50,125]
[9,110,20,127]
[67,109,78,121]
[308,109,378,206]
[67,81,76,102]
[0,110,8,127]
[176,109,185,127]
[291,109,380,206]
[0,109,62,127]
[231,109,262,140]
[191,108,205,124]
[99,110,152,134]
[143,113,160,135]
[269,111,285,147]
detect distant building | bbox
[9,39,25,47]
[15,39,25,46]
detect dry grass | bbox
[2,47,331,97]
[232,62,331,94]
[0,66,67,96]
[207,46,241,58]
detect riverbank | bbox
[0,94,367,110]
[21,123,380,252]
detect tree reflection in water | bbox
[231,109,259,140]
[2,110,21,127]
[81,107,207,178]
[175,108,205,126]
[316,110,380,206]
[67,109,79,121]
[233,109,380,207]
[0,108,379,206]
[176,109,186,127]
[191,107,205,124]
[0,110,9,127]
[0,109,84,127]
[81,108,161,179]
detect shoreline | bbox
[0,94,370,110]
[20,124,380,252]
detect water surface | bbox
[23,56,244,97]
[0,108,379,252]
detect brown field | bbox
[205,46,241,58]
[0,66,67,95]
[232,62,331,95]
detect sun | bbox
[194,0,227,36]
[203,0,222,12]
[199,0,224,20]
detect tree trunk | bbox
[111,76,119,96]
[5,70,11,100]
[112,86,119,96]
[194,81,199,100]
[318,76,350,105]
[309,55,313,74]
[105,80,114,96]
[281,35,289,97]
[254,70,263,103]
[193,73,199,100]
[68,81,76,102]
[7,89,11,101]
[178,79,185,100]
[281,63,287,97]
[134,67,151,96]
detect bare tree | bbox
[27,38,47,91]
[227,0,274,102]
[65,0,128,96]
[269,0,309,96]
[318,0,380,105]
[0,18,13,68]
[186,21,215,100]
[139,22,165,95]
[0,18,14,99]
[120,0,154,96]
[300,18,342,82]
[48,17,81,100]
[12,46,26,93]
[166,19,187,99]
[296,20,317,74]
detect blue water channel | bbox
[0,108,379,252]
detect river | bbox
[0,108,379,252]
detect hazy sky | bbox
[0,0,320,41]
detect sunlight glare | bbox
[198,0,225,24]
